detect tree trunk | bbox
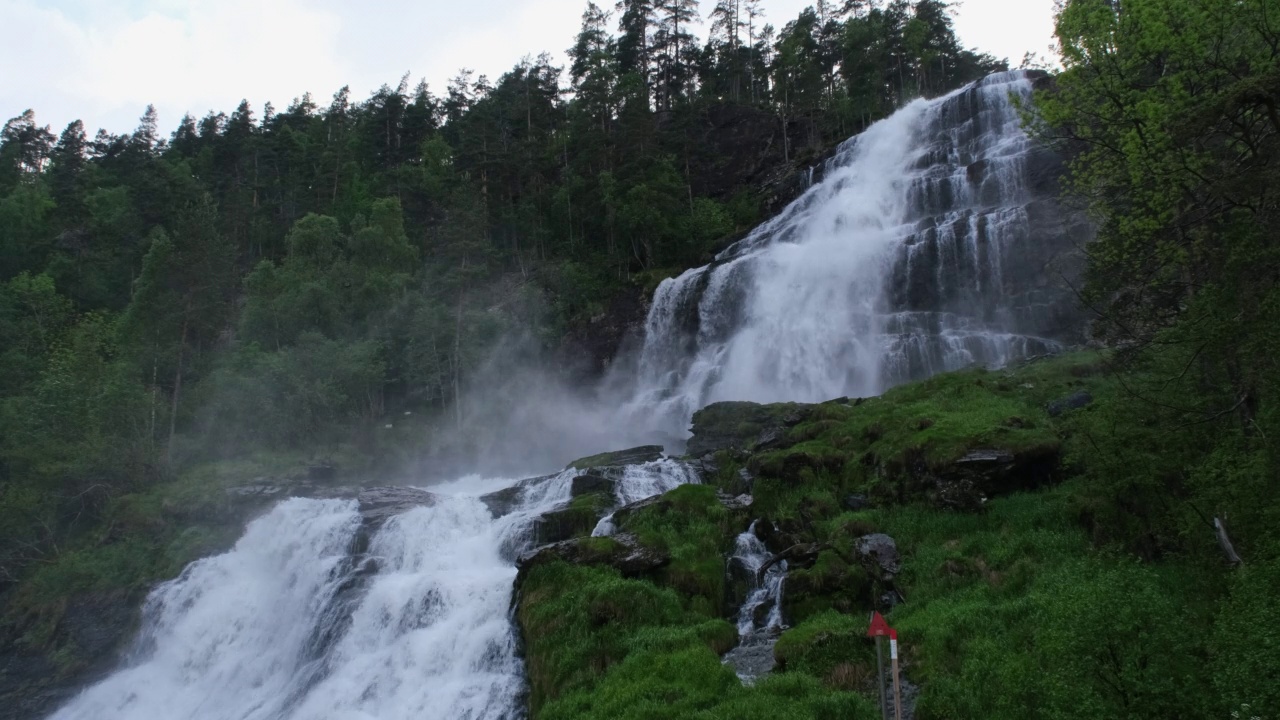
[167,312,189,465]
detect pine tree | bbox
[615,0,656,103]
[652,0,700,109]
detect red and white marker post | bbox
[867,612,892,720]
[890,628,902,720]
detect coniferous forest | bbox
[0,0,1000,588]
[3,0,1280,718]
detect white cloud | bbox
[1,0,1057,138]
[2,0,343,135]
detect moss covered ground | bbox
[518,351,1280,719]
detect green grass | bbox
[617,484,741,616]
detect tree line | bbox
[0,0,998,583]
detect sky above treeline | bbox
[1,0,1057,137]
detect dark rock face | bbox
[357,486,438,528]
[570,473,615,498]
[687,402,809,457]
[608,494,667,529]
[533,499,609,546]
[929,446,1060,511]
[479,483,526,519]
[567,445,665,470]
[515,533,670,591]
[556,282,648,376]
[0,591,139,720]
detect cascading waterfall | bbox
[49,462,696,720]
[592,459,701,537]
[48,70,1087,720]
[722,521,787,683]
[628,70,1084,438]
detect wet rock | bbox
[727,555,758,608]
[717,492,754,511]
[570,472,615,498]
[687,402,810,457]
[479,484,525,518]
[357,486,438,528]
[533,501,606,545]
[856,533,902,579]
[723,636,780,683]
[1047,390,1094,417]
[607,493,667,528]
[515,533,670,589]
[567,445,664,470]
[225,484,286,498]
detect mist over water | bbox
[49,71,1083,720]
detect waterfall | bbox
[47,70,1086,720]
[628,70,1084,438]
[722,521,787,683]
[49,463,696,720]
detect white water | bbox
[50,70,1082,720]
[50,462,696,720]
[629,71,1070,438]
[592,458,699,537]
[722,521,787,683]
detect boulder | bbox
[566,445,665,470]
[357,486,438,528]
[856,533,901,579]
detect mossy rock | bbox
[774,611,878,692]
[566,445,664,470]
[534,492,613,545]
[515,535,671,592]
[686,401,810,457]
[615,484,739,617]
[780,551,874,625]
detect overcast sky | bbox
[1,0,1058,138]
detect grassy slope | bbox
[518,352,1278,719]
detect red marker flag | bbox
[867,611,892,637]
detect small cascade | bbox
[592,458,700,537]
[722,521,786,683]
